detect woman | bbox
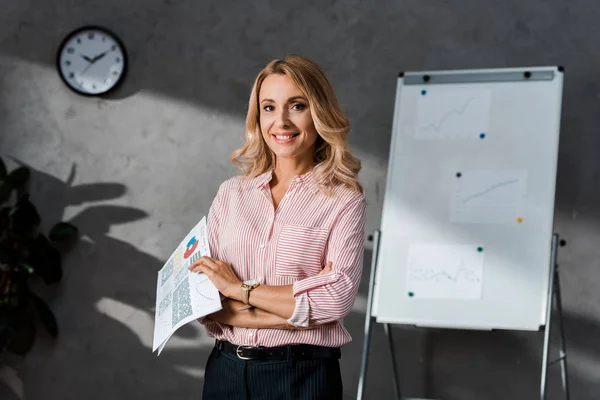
[189,54,366,399]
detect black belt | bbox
[215,340,341,361]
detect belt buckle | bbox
[236,345,255,360]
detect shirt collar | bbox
[254,169,318,193]
[255,170,274,189]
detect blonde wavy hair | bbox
[230,54,363,196]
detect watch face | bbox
[57,26,127,96]
[244,279,259,286]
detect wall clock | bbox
[57,26,128,96]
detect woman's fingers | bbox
[188,260,212,274]
[199,257,224,271]
[318,261,333,275]
[188,256,223,273]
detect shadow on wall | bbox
[342,250,600,400]
[0,165,597,400]
[0,161,215,399]
[2,159,383,400]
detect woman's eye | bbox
[263,105,274,112]
[292,103,306,111]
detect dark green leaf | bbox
[0,158,6,179]
[20,263,34,274]
[27,234,62,284]
[0,180,12,205]
[0,238,17,265]
[49,222,79,243]
[7,166,30,188]
[30,291,58,337]
[0,322,17,353]
[11,196,41,239]
[6,313,36,356]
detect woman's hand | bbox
[207,298,300,329]
[206,298,335,330]
[319,261,332,275]
[188,257,242,298]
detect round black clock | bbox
[57,26,128,96]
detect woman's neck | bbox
[272,157,313,186]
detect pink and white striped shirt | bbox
[202,169,366,348]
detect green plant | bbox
[0,157,78,355]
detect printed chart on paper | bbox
[152,217,222,355]
[450,170,528,224]
[414,89,492,140]
[405,244,485,299]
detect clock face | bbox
[57,26,127,96]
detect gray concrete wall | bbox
[0,0,598,399]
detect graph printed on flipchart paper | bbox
[414,89,492,140]
[405,244,484,299]
[450,170,528,224]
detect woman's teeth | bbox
[275,134,298,140]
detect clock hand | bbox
[81,61,94,76]
[80,54,93,63]
[91,51,109,63]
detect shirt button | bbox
[260,244,265,248]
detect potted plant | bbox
[0,157,78,356]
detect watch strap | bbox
[241,281,260,306]
[242,285,250,304]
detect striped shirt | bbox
[202,169,366,348]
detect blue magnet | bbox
[421,90,427,95]
[480,133,486,139]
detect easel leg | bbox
[540,234,570,400]
[540,234,558,400]
[384,323,401,400]
[357,230,381,400]
[357,309,374,400]
[553,265,570,399]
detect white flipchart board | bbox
[372,66,564,331]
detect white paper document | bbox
[414,89,492,140]
[152,217,222,355]
[450,169,528,224]
[405,244,484,299]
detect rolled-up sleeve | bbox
[287,195,366,327]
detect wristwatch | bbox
[241,279,260,306]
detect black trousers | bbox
[202,346,343,399]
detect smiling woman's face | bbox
[259,74,319,163]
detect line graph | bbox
[406,244,484,299]
[451,170,528,224]
[415,89,491,140]
[462,179,519,204]
[420,97,475,134]
[195,278,219,302]
[408,261,481,283]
